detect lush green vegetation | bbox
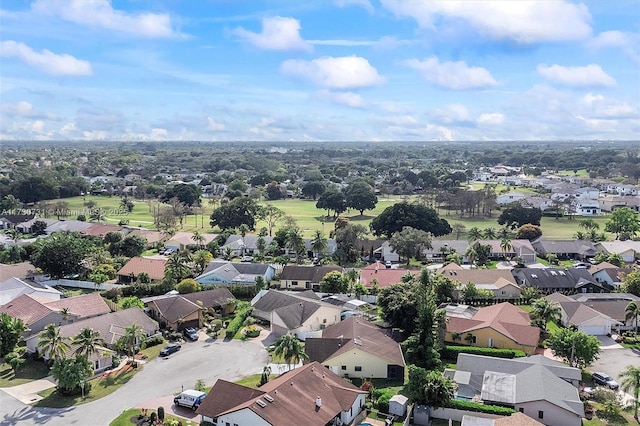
[442,346,526,359]
[0,358,50,387]
[109,408,193,426]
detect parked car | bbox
[159,343,181,357]
[240,255,254,262]
[592,372,619,390]
[184,327,199,341]
[385,260,392,269]
[173,389,206,410]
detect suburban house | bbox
[279,265,344,291]
[195,261,275,286]
[24,308,158,373]
[589,261,634,288]
[143,288,235,331]
[531,238,596,260]
[0,276,62,305]
[568,292,640,332]
[444,303,540,355]
[359,262,419,289]
[220,234,275,257]
[496,192,527,205]
[0,294,69,337]
[421,240,470,262]
[520,196,554,212]
[480,239,536,262]
[165,231,218,251]
[44,219,93,235]
[575,203,601,216]
[0,261,43,282]
[461,413,544,426]
[15,217,59,233]
[446,354,584,426]
[437,265,522,299]
[595,241,640,263]
[124,227,166,247]
[0,214,35,229]
[598,195,640,212]
[251,290,342,339]
[81,223,124,238]
[196,362,367,426]
[511,268,609,294]
[545,293,621,335]
[305,317,405,380]
[117,256,168,283]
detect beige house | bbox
[305,318,405,380]
[279,265,343,291]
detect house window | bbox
[305,282,311,289]
[292,281,298,286]
[538,411,544,419]
[341,365,347,370]
[519,408,524,413]
[501,290,506,295]
[323,319,327,323]
[355,366,362,372]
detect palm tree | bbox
[272,333,309,371]
[118,324,146,361]
[619,364,640,420]
[165,252,191,281]
[310,230,328,258]
[38,324,70,361]
[285,228,306,264]
[3,194,21,211]
[482,227,497,239]
[467,227,481,242]
[500,238,512,258]
[72,327,104,359]
[529,298,562,333]
[465,244,477,268]
[192,249,213,275]
[625,301,640,334]
[191,230,205,249]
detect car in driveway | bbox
[173,389,206,410]
[592,372,619,389]
[159,342,181,357]
[184,327,199,341]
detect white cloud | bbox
[316,90,365,108]
[232,17,312,52]
[335,0,374,14]
[280,56,384,89]
[579,93,637,119]
[31,0,176,38]
[537,64,616,87]
[402,57,498,90]
[589,31,640,63]
[382,0,591,43]
[477,112,505,125]
[0,41,92,76]
[150,128,168,139]
[207,117,226,131]
[434,104,473,124]
[1,101,59,120]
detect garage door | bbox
[177,319,199,331]
[580,325,608,335]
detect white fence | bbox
[44,279,123,291]
[429,407,502,422]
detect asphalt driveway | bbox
[1,336,269,426]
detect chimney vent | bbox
[316,396,322,408]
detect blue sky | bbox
[1,0,638,142]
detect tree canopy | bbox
[161,183,202,207]
[547,328,600,368]
[210,197,262,231]
[389,226,433,264]
[605,207,640,240]
[31,232,95,279]
[498,204,542,229]
[344,180,378,215]
[370,202,451,239]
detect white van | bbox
[173,389,207,410]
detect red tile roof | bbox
[117,257,167,281]
[360,263,419,288]
[0,294,56,325]
[45,292,111,318]
[82,224,123,237]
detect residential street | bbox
[0,336,269,426]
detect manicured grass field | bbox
[0,359,50,387]
[49,194,614,240]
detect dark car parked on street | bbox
[159,342,181,357]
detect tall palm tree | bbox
[500,238,512,258]
[118,324,146,361]
[529,298,562,333]
[465,244,477,268]
[192,249,213,275]
[72,327,104,359]
[467,227,481,242]
[38,324,70,362]
[191,230,205,249]
[272,333,308,371]
[310,230,328,258]
[285,228,306,264]
[619,364,640,420]
[165,252,191,281]
[482,227,497,239]
[625,301,640,334]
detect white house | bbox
[497,192,527,205]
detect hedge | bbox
[225,306,253,338]
[447,399,516,415]
[442,345,526,359]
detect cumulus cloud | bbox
[31,0,176,38]
[207,117,226,131]
[382,0,591,43]
[1,101,59,120]
[579,93,637,119]
[402,57,498,90]
[316,90,365,108]
[280,56,384,89]
[434,104,473,124]
[0,41,92,76]
[232,16,312,52]
[589,31,640,63]
[537,64,616,87]
[477,112,505,125]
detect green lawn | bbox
[110,408,198,426]
[33,368,137,408]
[0,359,50,387]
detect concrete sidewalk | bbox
[0,376,56,404]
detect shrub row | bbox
[447,399,516,415]
[225,306,253,339]
[442,345,526,359]
[144,335,164,348]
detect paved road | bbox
[589,341,640,406]
[1,336,268,426]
